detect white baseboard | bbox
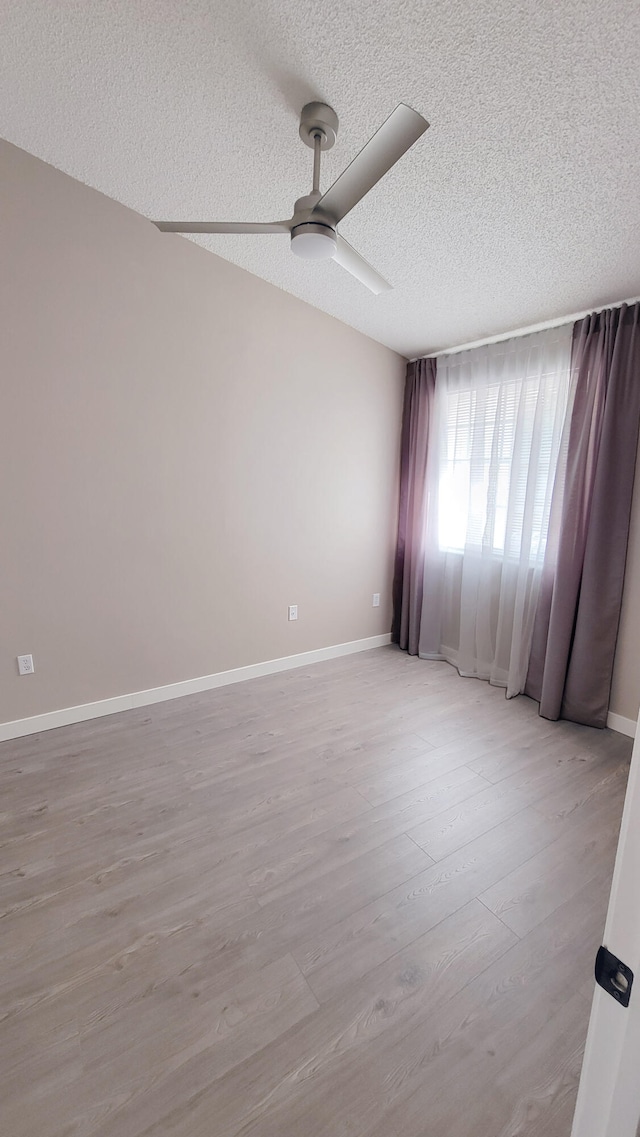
[0,634,392,743]
[606,711,637,738]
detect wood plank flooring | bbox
[0,646,632,1137]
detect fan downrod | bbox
[299,102,339,151]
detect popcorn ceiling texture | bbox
[1,0,639,355]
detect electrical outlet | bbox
[17,654,35,676]
[288,605,298,621]
[372,593,381,607]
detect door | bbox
[571,723,640,1137]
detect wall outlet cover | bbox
[288,605,298,621]
[17,654,35,675]
[372,593,381,607]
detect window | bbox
[419,326,575,697]
[436,359,571,561]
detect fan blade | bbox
[311,104,429,225]
[332,234,392,294]
[153,220,292,234]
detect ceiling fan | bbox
[153,101,429,294]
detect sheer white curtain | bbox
[418,326,574,697]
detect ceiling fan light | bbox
[290,223,337,261]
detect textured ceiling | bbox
[1,0,640,356]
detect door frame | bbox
[571,722,640,1137]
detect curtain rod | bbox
[409,293,640,362]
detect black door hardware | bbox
[595,946,634,1008]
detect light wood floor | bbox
[0,647,632,1137]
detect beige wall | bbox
[610,443,640,724]
[0,141,405,725]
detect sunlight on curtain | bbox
[419,326,574,696]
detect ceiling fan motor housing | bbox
[290,221,337,260]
